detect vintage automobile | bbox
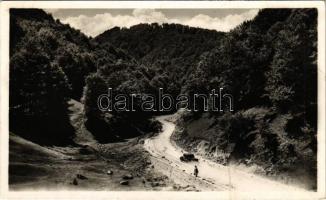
[180,153,199,162]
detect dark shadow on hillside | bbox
[85,116,162,144]
[9,114,75,146]
[84,118,121,144]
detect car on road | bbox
[180,153,198,162]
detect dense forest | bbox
[10,9,136,143]
[171,9,317,188]
[10,8,317,187]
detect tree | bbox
[10,37,73,144]
[265,9,317,113]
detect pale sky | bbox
[47,9,259,37]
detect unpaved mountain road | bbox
[144,114,308,192]
[9,100,314,193]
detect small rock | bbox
[106,170,113,175]
[120,180,129,185]
[79,146,94,155]
[77,174,87,180]
[151,182,160,187]
[122,174,133,180]
[72,178,78,185]
[161,156,165,159]
[146,161,151,165]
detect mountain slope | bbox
[171,8,317,190]
[94,23,225,96]
[9,9,135,144]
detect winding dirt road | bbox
[144,114,307,192]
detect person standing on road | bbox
[194,165,199,177]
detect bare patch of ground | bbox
[9,100,175,191]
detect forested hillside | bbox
[83,23,226,141]
[94,24,225,99]
[171,9,317,189]
[10,9,133,144]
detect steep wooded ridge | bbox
[10,9,135,144]
[171,9,317,189]
[94,23,225,97]
[9,8,317,189]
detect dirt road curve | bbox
[144,115,307,192]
